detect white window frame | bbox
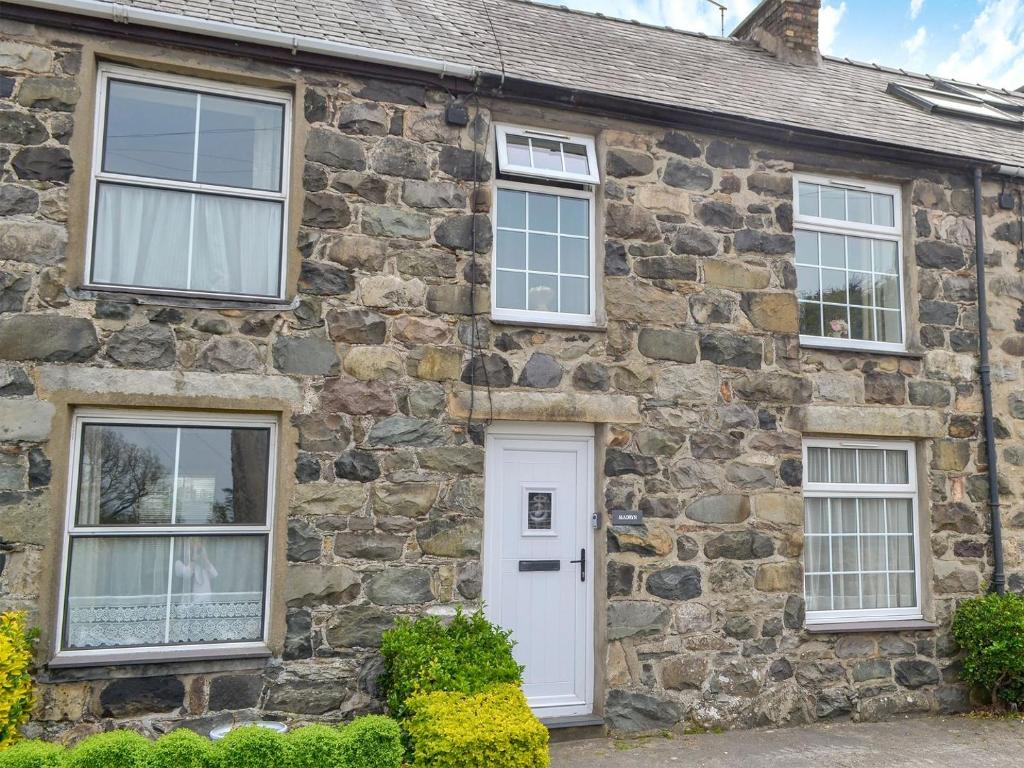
[793,173,907,354]
[84,64,293,302]
[52,408,278,667]
[495,124,600,185]
[802,438,923,627]
[491,179,597,327]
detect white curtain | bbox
[191,195,281,296]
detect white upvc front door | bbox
[483,422,595,719]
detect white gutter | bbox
[9,0,479,80]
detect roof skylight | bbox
[887,82,1023,126]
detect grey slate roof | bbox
[71,0,1024,166]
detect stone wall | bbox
[0,18,1022,741]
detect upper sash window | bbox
[86,65,291,301]
[495,125,600,185]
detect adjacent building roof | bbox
[33,0,1024,167]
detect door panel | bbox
[484,426,594,718]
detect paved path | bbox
[550,716,1023,767]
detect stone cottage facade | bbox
[1,0,1023,740]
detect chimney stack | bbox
[732,0,821,65]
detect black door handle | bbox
[569,548,586,582]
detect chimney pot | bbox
[732,0,821,65]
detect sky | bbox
[536,0,1024,91]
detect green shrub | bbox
[63,730,151,768]
[380,609,523,719]
[0,740,63,768]
[952,591,1024,707]
[214,725,287,768]
[337,715,403,768]
[0,612,37,749]
[405,684,548,768]
[148,728,215,768]
[285,724,345,768]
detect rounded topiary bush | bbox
[285,724,345,768]
[148,728,215,768]
[338,716,403,768]
[63,730,151,768]
[952,591,1024,708]
[214,725,287,768]
[0,740,64,768]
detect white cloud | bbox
[910,0,925,20]
[937,0,1024,89]
[902,26,927,57]
[819,2,848,54]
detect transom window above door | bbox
[86,65,291,301]
[794,175,906,353]
[493,125,599,326]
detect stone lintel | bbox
[449,389,642,424]
[788,405,946,439]
[35,365,303,408]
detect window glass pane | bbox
[861,536,886,571]
[528,233,558,272]
[807,449,830,483]
[886,498,913,532]
[528,192,558,232]
[861,573,888,609]
[799,302,822,336]
[823,304,849,339]
[860,498,885,532]
[876,309,903,343]
[849,305,874,341]
[64,537,170,649]
[104,81,196,181]
[92,183,192,291]
[798,182,820,217]
[894,573,916,608]
[495,270,526,310]
[528,273,558,312]
[531,138,563,172]
[795,230,819,265]
[805,536,829,573]
[847,190,872,224]
[820,269,847,303]
[563,143,590,176]
[169,536,266,643]
[561,237,589,276]
[190,194,282,297]
[848,272,873,306]
[796,267,820,302]
[830,452,859,484]
[176,427,270,525]
[560,197,588,236]
[497,189,527,229]
[888,535,914,571]
[560,276,589,315]
[874,240,899,274]
[872,193,895,227]
[885,451,910,484]
[76,424,178,526]
[496,230,527,269]
[847,237,872,270]
[858,451,886,484]
[832,535,859,573]
[506,134,531,166]
[820,185,846,220]
[805,497,829,532]
[834,574,861,610]
[874,274,901,309]
[805,575,832,611]
[820,233,845,268]
[831,498,859,534]
[196,94,283,191]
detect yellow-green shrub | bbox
[285,724,345,768]
[62,730,150,768]
[0,613,36,750]
[0,740,63,768]
[337,715,402,768]
[405,684,548,768]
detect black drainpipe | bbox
[973,166,1005,596]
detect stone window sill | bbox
[804,619,938,634]
[42,646,272,682]
[72,287,299,313]
[490,317,607,333]
[800,340,925,359]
